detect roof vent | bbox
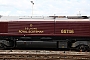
[67,16,88,19]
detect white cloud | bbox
[0,11,11,16]
[0,0,90,16]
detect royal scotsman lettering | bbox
[19,30,44,33]
[61,29,74,34]
[19,24,44,33]
[19,29,44,33]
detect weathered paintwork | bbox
[0,21,90,37]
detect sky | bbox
[0,0,90,16]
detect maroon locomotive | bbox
[0,15,90,51]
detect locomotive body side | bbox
[0,16,90,51]
[0,20,90,37]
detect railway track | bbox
[0,50,90,60]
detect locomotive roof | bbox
[0,15,90,21]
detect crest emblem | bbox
[30,24,33,27]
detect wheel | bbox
[75,44,89,52]
[0,43,6,50]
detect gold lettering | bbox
[19,30,44,33]
[61,29,63,33]
[19,24,44,34]
[67,30,69,33]
[61,29,74,34]
[25,27,29,30]
[19,28,44,34]
[30,24,33,27]
[64,30,66,33]
[19,30,22,33]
